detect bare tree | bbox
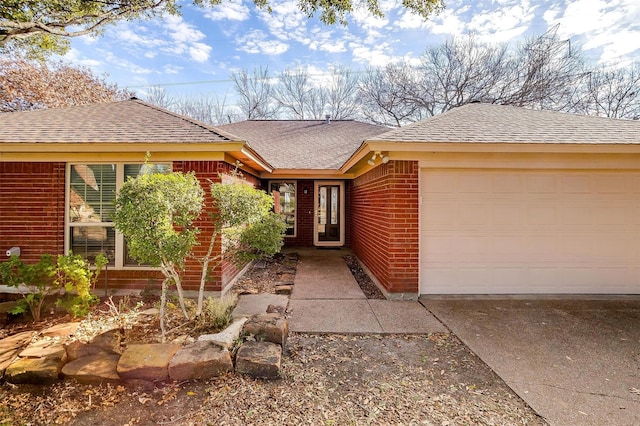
[498,26,586,111]
[358,28,592,126]
[173,93,238,125]
[274,68,313,119]
[324,66,360,119]
[0,54,133,112]
[144,85,174,109]
[579,63,640,119]
[274,65,360,120]
[360,63,426,126]
[231,66,279,120]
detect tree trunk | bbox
[197,230,220,316]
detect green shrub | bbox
[54,252,107,318]
[0,252,107,321]
[0,254,56,322]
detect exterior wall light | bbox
[367,151,390,166]
[6,247,20,257]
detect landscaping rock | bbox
[198,317,247,349]
[61,354,121,384]
[283,258,298,268]
[0,331,36,357]
[40,322,80,341]
[168,341,232,381]
[5,347,67,384]
[277,273,295,283]
[243,313,289,345]
[171,335,196,345]
[117,343,180,381]
[266,304,285,314]
[0,331,36,376]
[65,328,124,362]
[275,284,293,295]
[232,294,288,319]
[235,341,281,379]
[19,341,67,358]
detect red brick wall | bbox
[0,161,257,294]
[349,161,420,294]
[173,161,261,293]
[0,162,65,263]
[283,180,314,247]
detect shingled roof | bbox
[217,119,388,169]
[370,103,640,144]
[0,98,242,144]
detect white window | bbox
[66,163,171,267]
[269,181,296,237]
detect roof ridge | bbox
[461,102,640,123]
[128,98,241,141]
[244,119,356,122]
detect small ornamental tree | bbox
[197,173,286,315]
[113,170,205,338]
[113,161,285,340]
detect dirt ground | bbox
[0,254,546,425]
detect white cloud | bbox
[238,30,290,55]
[421,7,468,34]
[256,0,309,42]
[416,0,535,44]
[467,2,535,43]
[62,48,104,69]
[545,0,640,64]
[203,0,250,21]
[100,50,154,75]
[350,42,397,67]
[189,43,213,62]
[306,27,349,53]
[164,15,204,44]
[116,28,162,47]
[163,64,183,74]
[161,15,211,63]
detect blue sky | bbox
[63,0,640,100]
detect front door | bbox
[314,181,345,247]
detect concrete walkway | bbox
[287,248,446,334]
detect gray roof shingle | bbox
[371,103,640,144]
[0,98,242,144]
[218,119,389,169]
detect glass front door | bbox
[315,181,344,246]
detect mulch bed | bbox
[0,252,545,425]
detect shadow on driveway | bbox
[422,297,640,426]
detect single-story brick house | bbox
[1,99,639,296]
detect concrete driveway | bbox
[422,297,640,426]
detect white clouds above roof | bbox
[63,0,640,96]
[545,0,640,65]
[204,0,251,21]
[238,30,290,55]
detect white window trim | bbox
[269,180,297,238]
[65,162,167,270]
[314,180,345,247]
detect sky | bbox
[63,0,640,101]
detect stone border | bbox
[1,313,289,385]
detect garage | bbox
[420,168,640,294]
